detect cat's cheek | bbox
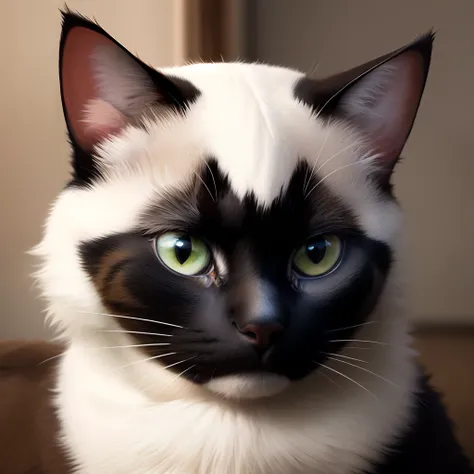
[292,249,383,344]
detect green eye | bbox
[293,235,342,277]
[155,232,211,276]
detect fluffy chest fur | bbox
[56,318,416,474]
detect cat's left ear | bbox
[59,11,199,182]
[297,33,433,183]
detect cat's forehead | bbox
[129,63,326,204]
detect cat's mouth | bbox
[204,372,290,399]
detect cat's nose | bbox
[234,321,283,348]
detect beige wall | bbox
[252,0,474,324]
[0,1,184,339]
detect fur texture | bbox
[27,12,454,474]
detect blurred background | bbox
[1,0,473,460]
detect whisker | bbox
[308,60,321,77]
[328,356,407,392]
[74,310,184,329]
[163,356,197,370]
[304,126,331,194]
[194,171,215,203]
[118,352,177,369]
[321,352,369,364]
[313,62,385,123]
[92,343,171,350]
[305,141,358,197]
[305,156,376,200]
[38,342,172,366]
[328,355,402,390]
[328,339,390,346]
[38,353,64,366]
[326,355,428,409]
[316,362,378,400]
[209,367,217,383]
[327,321,378,333]
[98,329,172,338]
[172,364,196,381]
[138,361,197,396]
[205,162,218,201]
[344,346,373,351]
[318,368,340,388]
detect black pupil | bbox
[306,238,328,264]
[174,236,192,265]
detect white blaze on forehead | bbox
[158,63,314,205]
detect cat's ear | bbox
[297,33,433,183]
[59,11,198,181]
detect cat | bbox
[0,9,472,474]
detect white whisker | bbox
[305,156,376,200]
[312,61,385,123]
[209,367,217,383]
[172,364,196,381]
[142,360,198,395]
[38,342,173,366]
[307,60,321,77]
[326,355,429,409]
[74,309,184,329]
[205,162,218,201]
[38,353,64,366]
[344,346,373,351]
[118,352,177,369]
[99,329,172,338]
[194,171,215,203]
[307,141,357,193]
[322,352,369,364]
[327,321,377,333]
[93,343,171,350]
[318,368,340,388]
[316,362,378,400]
[304,126,331,194]
[329,339,390,346]
[327,356,401,389]
[163,356,197,370]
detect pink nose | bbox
[235,322,283,347]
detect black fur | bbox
[80,161,392,382]
[369,374,473,473]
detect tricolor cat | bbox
[0,10,472,474]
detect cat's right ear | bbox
[59,11,198,183]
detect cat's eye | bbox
[292,235,342,277]
[155,232,211,276]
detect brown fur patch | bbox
[92,249,142,308]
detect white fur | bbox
[205,373,290,399]
[33,61,417,473]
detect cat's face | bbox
[34,13,432,399]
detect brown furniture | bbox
[414,328,474,464]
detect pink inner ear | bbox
[370,52,425,165]
[62,27,127,151]
[83,99,127,145]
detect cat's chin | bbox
[204,373,290,400]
